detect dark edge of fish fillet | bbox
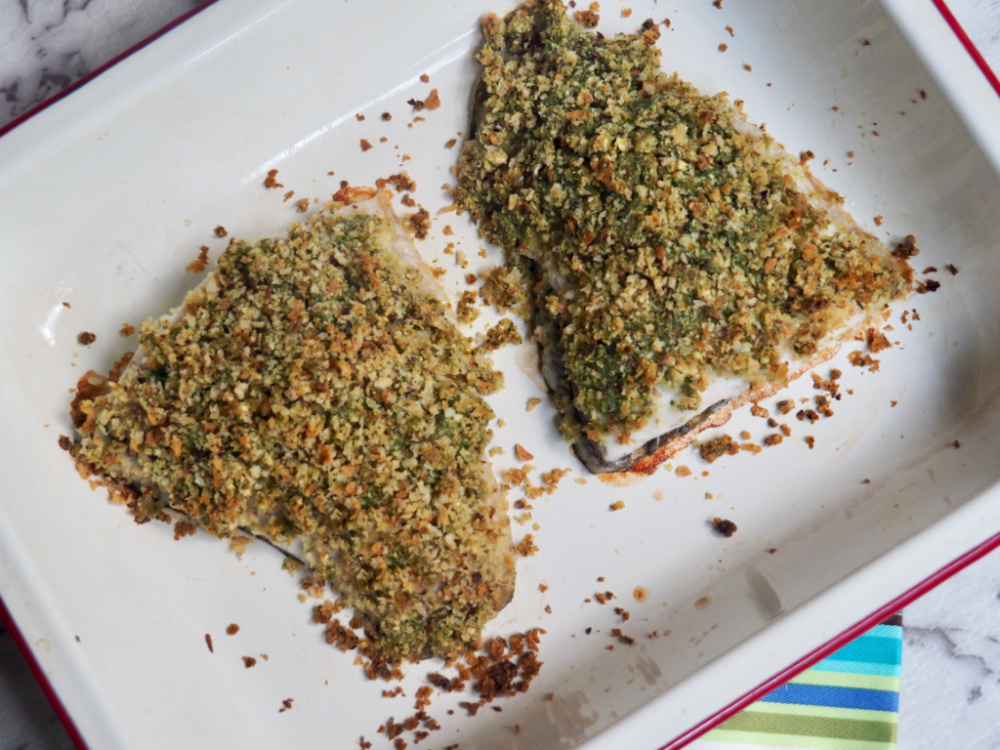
[526,257,732,474]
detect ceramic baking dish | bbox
[2,1,1000,747]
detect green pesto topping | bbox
[73,205,512,662]
[454,0,911,441]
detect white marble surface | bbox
[2,0,1000,748]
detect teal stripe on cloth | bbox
[690,615,902,750]
[820,637,901,666]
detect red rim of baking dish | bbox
[1,2,999,749]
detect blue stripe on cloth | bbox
[759,682,900,712]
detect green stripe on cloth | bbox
[741,701,898,724]
[717,710,896,743]
[704,728,897,750]
[790,670,900,693]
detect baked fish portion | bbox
[70,191,514,662]
[455,1,912,473]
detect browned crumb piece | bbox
[119,323,136,337]
[526,397,542,412]
[264,169,283,189]
[540,468,570,495]
[725,24,734,35]
[676,465,692,477]
[205,633,214,653]
[515,534,539,557]
[355,113,366,121]
[459,701,483,716]
[456,290,480,324]
[874,215,884,226]
[214,225,227,237]
[62,301,71,308]
[502,444,532,464]
[952,439,961,449]
[375,172,417,194]
[780,424,792,437]
[279,698,293,713]
[750,404,769,419]
[480,318,523,351]
[404,208,431,239]
[226,623,240,636]
[282,190,295,202]
[712,517,738,537]
[407,89,441,112]
[610,500,625,512]
[400,194,416,208]
[173,520,197,540]
[414,685,433,711]
[776,399,795,415]
[610,628,635,645]
[698,434,739,464]
[575,9,599,27]
[380,112,392,122]
[867,328,893,353]
[743,63,752,72]
[444,138,458,149]
[848,351,880,372]
[800,150,815,162]
[58,434,73,452]
[796,409,820,424]
[360,738,373,750]
[594,591,615,604]
[763,434,783,447]
[946,263,959,275]
[77,331,96,346]
[915,278,941,294]
[892,235,919,260]
[719,43,728,52]
[243,656,257,668]
[360,139,374,152]
[862,478,871,484]
[614,607,630,622]
[420,73,430,83]
[714,0,723,7]
[292,197,309,213]
[622,8,632,17]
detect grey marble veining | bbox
[0,0,208,130]
[3,1,1000,749]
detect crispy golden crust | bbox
[70,192,514,662]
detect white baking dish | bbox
[2,1,1000,748]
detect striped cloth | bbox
[689,616,902,750]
